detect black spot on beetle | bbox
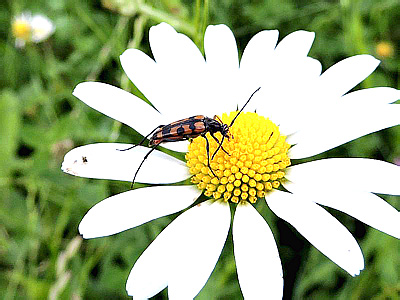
[177,126,185,135]
[189,121,196,131]
[162,125,171,136]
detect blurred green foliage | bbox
[1,0,399,299]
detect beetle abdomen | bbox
[149,115,206,146]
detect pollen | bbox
[185,111,291,203]
[12,19,31,40]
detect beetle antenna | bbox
[229,87,261,127]
[117,125,164,151]
[131,146,157,188]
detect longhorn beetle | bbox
[120,87,261,187]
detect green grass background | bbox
[1,0,400,299]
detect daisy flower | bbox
[62,23,400,299]
[12,12,55,48]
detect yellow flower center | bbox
[375,41,394,59]
[185,111,291,204]
[12,19,31,40]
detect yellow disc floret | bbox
[12,18,31,40]
[185,111,291,203]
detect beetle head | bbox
[222,123,233,140]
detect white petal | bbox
[233,202,283,299]
[30,14,55,42]
[302,57,323,78]
[15,38,26,48]
[318,55,380,98]
[256,54,322,136]
[73,82,163,136]
[168,200,231,299]
[290,104,400,158]
[252,30,321,133]
[239,30,279,100]
[274,30,315,57]
[121,49,198,120]
[240,30,279,70]
[160,140,190,153]
[286,158,400,195]
[14,12,32,23]
[73,81,191,153]
[120,49,162,109]
[145,23,207,118]
[340,87,400,105]
[204,24,239,70]
[79,185,200,238]
[149,23,204,68]
[126,230,170,299]
[201,25,244,116]
[266,190,364,276]
[61,143,189,184]
[283,183,400,239]
[126,200,231,299]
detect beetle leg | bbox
[202,135,217,177]
[213,115,223,124]
[131,146,158,188]
[210,133,229,154]
[118,125,164,151]
[210,132,229,159]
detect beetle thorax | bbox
[205,118,226,135]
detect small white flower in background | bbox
[62,22,400,299]
[12,12,55,48]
